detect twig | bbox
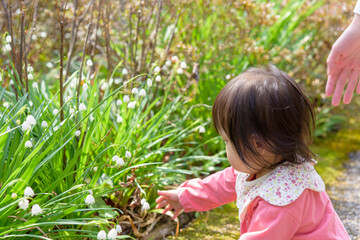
[148,0,163,70]
[19,0,24,89]
[55,0,66,122]
[164,11,180,63]
[6,0,19,100]
[76,23,92,122]
[128,4,133,79]
[27,0,38,55]
[132,4,142,77]
[64,0,78,81]
[65,0,94,81]
[90,0,101,63]
[8,216,49,237]
[55,0,68,170]
[104,0,112,79]
[139,1,156,75]
[21,1,29,94]
[1,0,11,33]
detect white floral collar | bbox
[235,161,325,221]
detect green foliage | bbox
[0,61,214,237]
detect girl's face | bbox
[219,130,257,175]
[220,130,274,178]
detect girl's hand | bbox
[156,190,183,220]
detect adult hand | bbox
[156,190,183,220]
[326,14,360,106]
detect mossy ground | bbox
[167,202,240,240]
[167,114,360,239]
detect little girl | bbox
[156,65,350,239]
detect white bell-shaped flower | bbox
[116,99,122,106]
[122,68,128,75]
[177,68,184,74]
[125,151,131,159]
[41,121,48,128]
[123,95,130,103]
[116,157,124,166]
[180,61,187,69]
[154,66,161,73]
[32,82,38,89]
[22,121,31,131]
[31,204,43,216]
[5,35,12,43]
[82,83,88,91]
[11,193,17,199]
[18,199,29,210]
[108,228,118,239]
[226,74,231,80]
[116,115,123,123]
[116,224,122,233]
[24,186,35,197]
[4,44,11,52]
[155,75,161,82]
[25,140,33,148]
[53,109,59,115]
[171,56,179,62]
[69,108,75,115]
[131,88,138,94]
[199,126,205,133]
[112,155,120,162]
[127,101,136,109]
[26,115,36,126]
[141,201,150,212]
[139,89,146,97]
[147,78,152,87]
[165,60,172,67]
[27,73,34,80]
[86,59,93,67]
[79,103,87,111]
[101,82,108,91]
[85,194,95,205]
[75,130,81,137]
[97,230,107,240]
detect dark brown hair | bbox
[212,65,315,171]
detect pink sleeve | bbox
[240,198,300,239]
[177,167,238,212]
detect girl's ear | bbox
[251,135,266,154]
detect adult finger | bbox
[343,70,358,104]
[326,74,338,97]
[326,46,341,75]
[332,70,348,106]
[356,71,360,94]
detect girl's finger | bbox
[155,196,167,203]
[156,200,169,209]
[162,205,173,215]
[173,209,182,220]
[157,190,172,197]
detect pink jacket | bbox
[177,167,350,239]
